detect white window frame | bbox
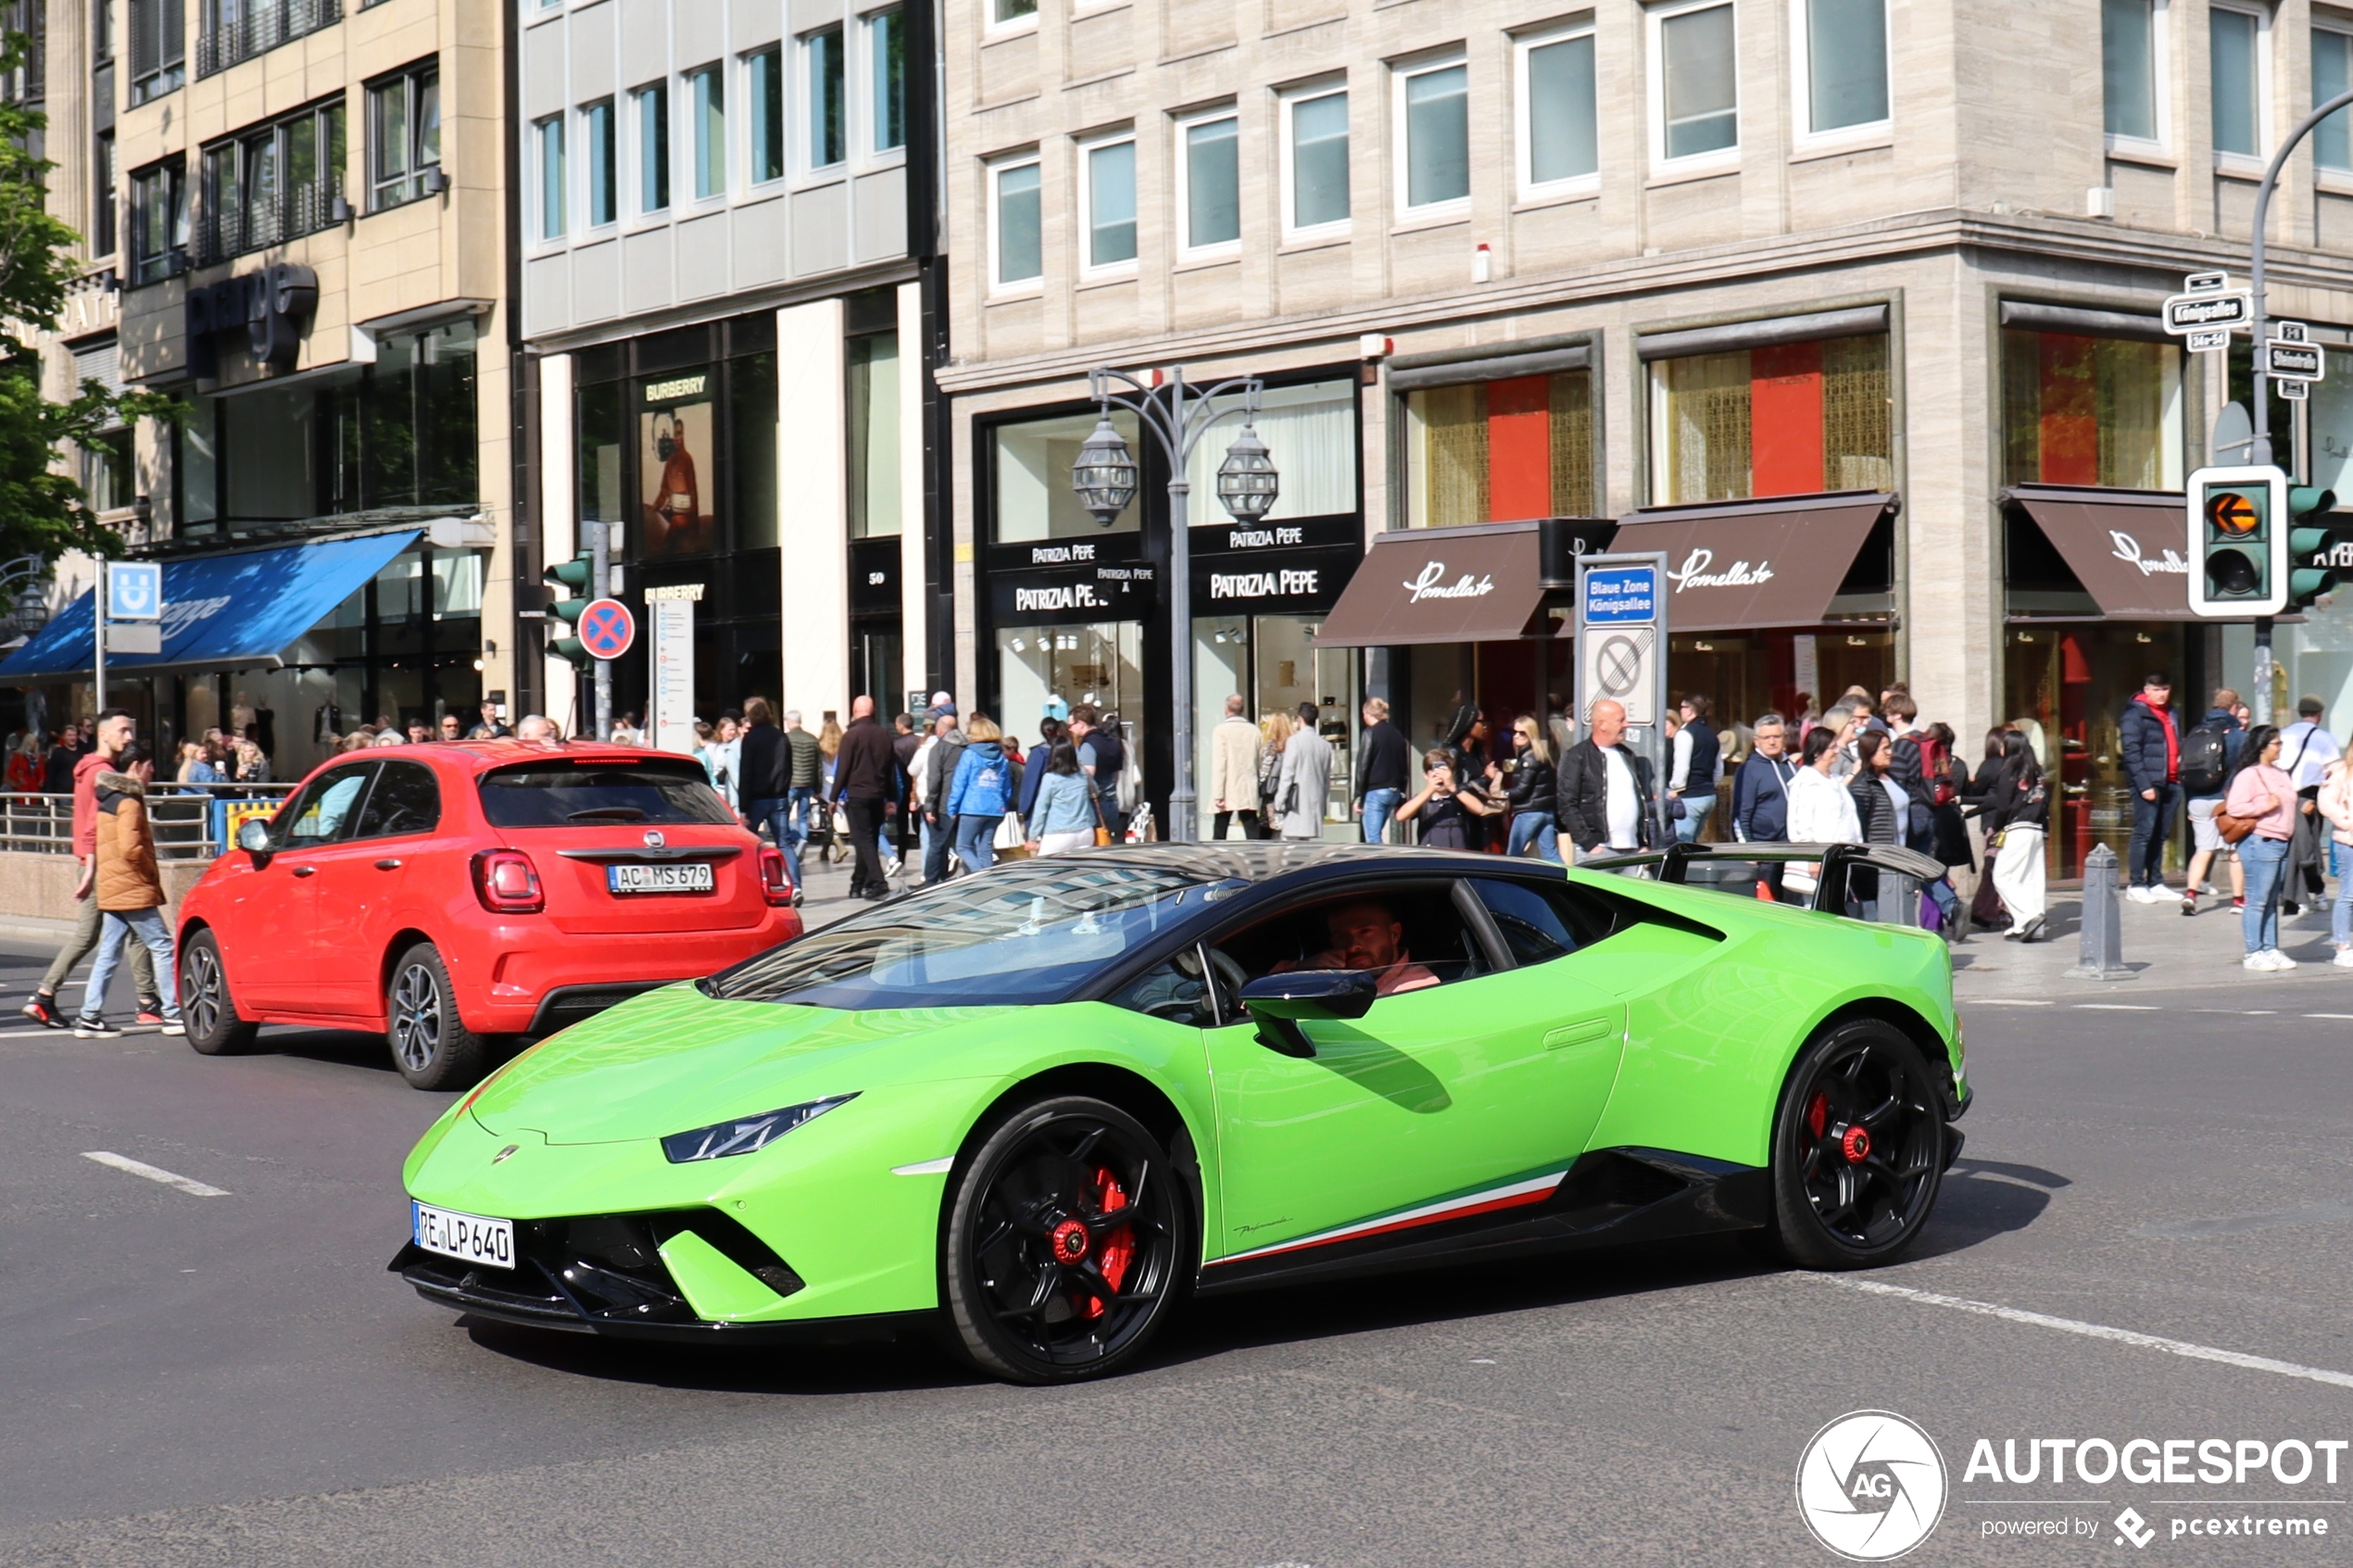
[1076,129,1139,280]
[801,23,848,175]
[533,114,565,245]
[2315,16,2353,175]
[1173,104,1241,260]
[861,5,908,165]
[2104,0,2171,155]
[1787,0,1892,147]
[1391,50,1472,219]
[987,152,1044,297]
[632,81,671,220]
[986,0,1038,39]
[1279,79,1352,242]
[1515,21,1601,201]
[2209,0,2272,171]
[580,97,619,229]
[1646,0,1742,174]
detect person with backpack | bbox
[2180,688,2249,918]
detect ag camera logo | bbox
[1797,1411,1948,1561]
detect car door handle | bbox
[290,866,316,878]
[374,859,402,871]
[1544,1017,1617,1050]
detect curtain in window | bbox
[1663,352,1753,502]
[1822,335,1893,491]
[1181,381,1356,522]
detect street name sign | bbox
[2264,340,2324,381]
[2163,291,2253,333]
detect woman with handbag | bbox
[1024,742,1100,856]
[1255,710,1292,839]
[1983,731,2049,942]
[2222,725,2297,971]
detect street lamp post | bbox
[1070,367,1280,843]
[2244,85,2353,724]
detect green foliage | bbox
[0,32,182,565]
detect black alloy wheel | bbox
[179,930,258,1056]
[941,1096,1193,1384]
[386,942,488,1091]
[1765,1021,1946,1269]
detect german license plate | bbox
[412,1201,514,1270]
[608,861,715,895]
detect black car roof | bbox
[1060,842,1526,884]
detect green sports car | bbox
[393,843,1969,1383]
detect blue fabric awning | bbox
[0,530,422,683]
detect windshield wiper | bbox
[567,806,647,821]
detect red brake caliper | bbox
[1806,1090,1830,1143]
[1078,1168,1133,1321]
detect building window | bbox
[200,97,345,261]
[747,46,783,183]
[1176,108,1239,253]
[869,6,904,154]
[368,63,439,209]
[1999,330,2183,490]
[1799,0,1888,134]
[990,0,1035,30]
[849,331,900,538]
[2103,0,2161,143]
[127,0,184,103]
[1652,0,1738,162]
[1406,373,1592,527]
[1185,379,1357,521]
[583,98,616,225]
[994,408,1141,539]
[1081,133,1136,270]
[93,130,117,255]
[128,157,185,284]
[1650,335,1893,504]
[2209,4,2265,160]
[82,427,132,513]
[1283,84,1350,234]
[2319,23,2353,170]
[94,0,111,63]
[535,115,564,239]
[805,26,844,169]
[195,0,340,80]
[635,82,669,210]
[688,64,724,197]
[1396,56,1468,211]
[1517,24,1598,193]
[991,155,1041,288]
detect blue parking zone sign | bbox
[1582,564,1658,625]
[107,560,162,621]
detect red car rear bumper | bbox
[466,909,801,1033]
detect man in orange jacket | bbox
[73,743,182,1039]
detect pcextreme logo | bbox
[1797,1411,1949,1562]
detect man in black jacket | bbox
[737,697,791,857]
[831,696,899,899]
[1554,698,1656,861]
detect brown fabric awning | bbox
[2004,486,2197,620]
[1596,493,1894,633]
[1315,521,1551,647]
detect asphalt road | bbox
[3,922,2352,1567]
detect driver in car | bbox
[1272,898,1440,997]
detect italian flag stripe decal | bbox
[1214,1169,1571,1265]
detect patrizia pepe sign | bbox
[2108,530,2191,577]
[1403,561,1497,603]
[1667,546,1776,593]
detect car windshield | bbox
[705,860,1247,1009]
[478,760,736,828]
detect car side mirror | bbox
[1237,970,1378,1058]
[235,819,274,856]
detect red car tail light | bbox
[472,848,545,913]
[758,845,793,907]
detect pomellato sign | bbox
[2108,529,2190,577]
[1403,561,1497,604]
[1667,547,1776,593]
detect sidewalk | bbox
[1949,883,2353,1001]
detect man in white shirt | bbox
[1554,698,1657,861]
[2281,696,2342,913]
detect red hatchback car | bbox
[174,741,799,1089]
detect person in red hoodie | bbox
[2119,672,2184,902]
[20,709,159,1027]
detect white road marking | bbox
[2304,1013,2353,1020]
[890,1157,955,1176]
[2074,1004,2158,1010]
[1811,1276,2353,1390]
[0,1027,65,1039]
[1964,998,2053,1007]
[82,1151,230,1198]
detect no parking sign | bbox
[578,598,635,661]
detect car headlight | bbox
[660,1094,858,1164]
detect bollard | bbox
[2064,843,2134,981]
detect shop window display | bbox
[994,409,1142,540]
[999,623,1145,810]
[1404,370,1592,527]
[2004,624,2184,878]
[1182,380,1357,523]
[1650,334,1891,505]
[1999,330,2183,490]
[1193,615,1357,836]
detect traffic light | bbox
[2288,484,2339,609]
[2187,464,2290,617]
[544,550,595,668]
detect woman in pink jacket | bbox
[2225,725,2297,971]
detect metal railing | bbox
[195,0,338,78]
[3,783,297,860]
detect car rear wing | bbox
[1579,842,1950,929]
